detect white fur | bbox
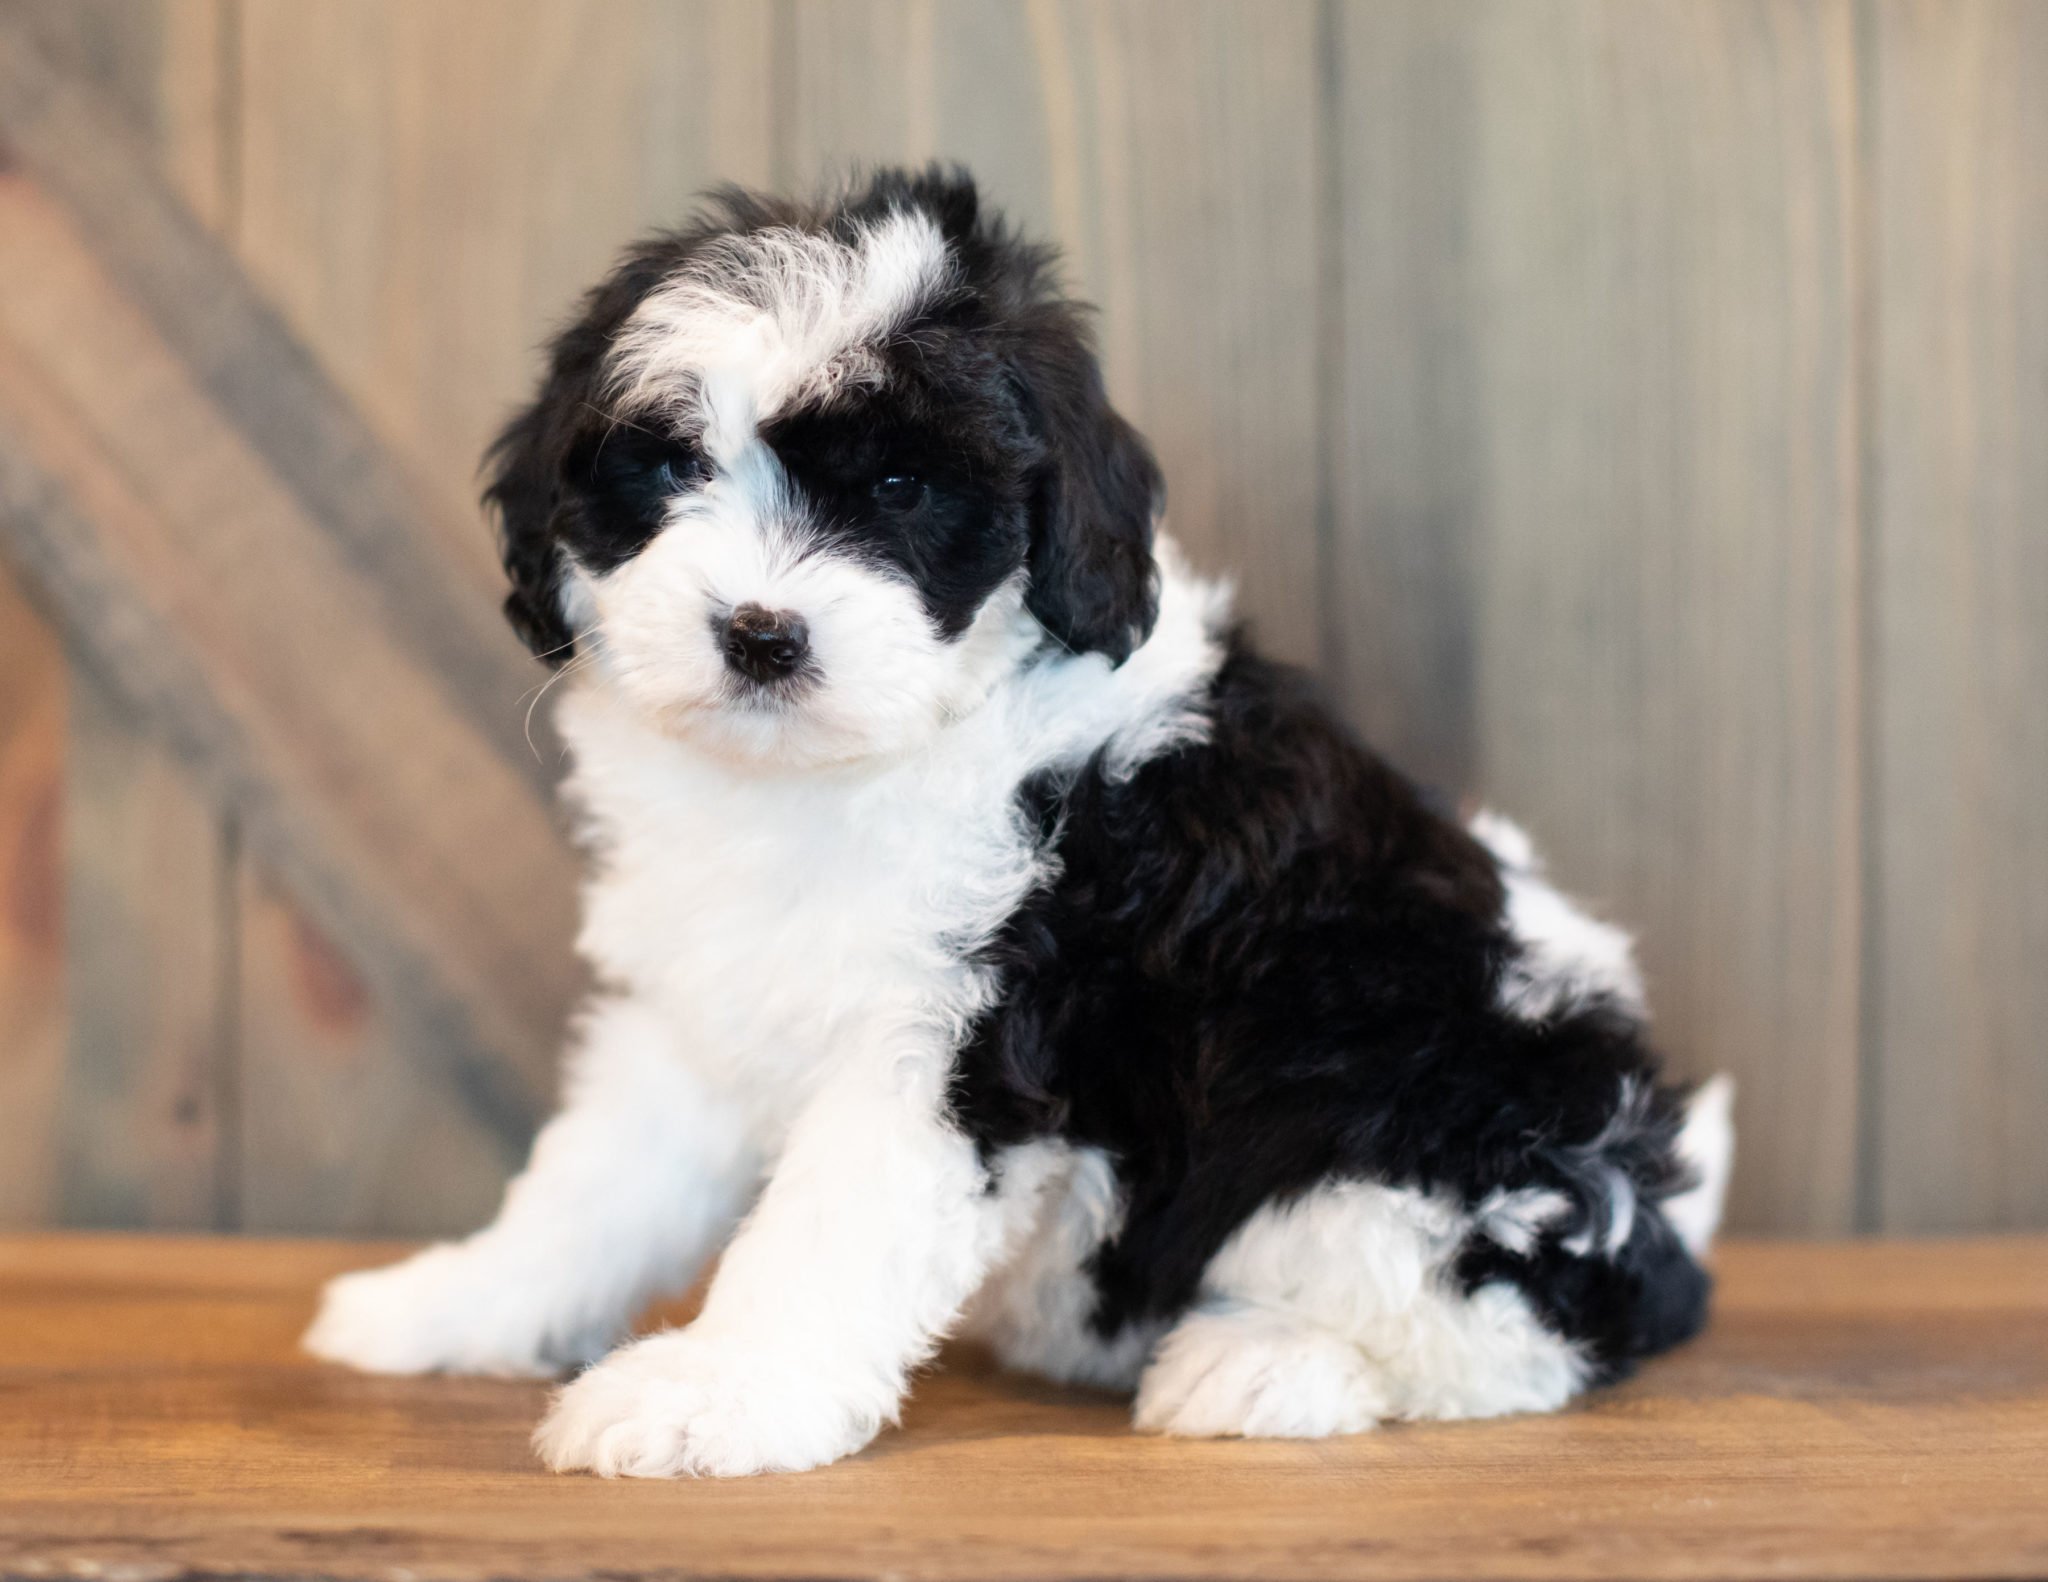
[1134,1178,1589,1437]
[308,543,1230,1474]
[608,211,953,443]
[304,996,759,1377]
[1469,810,1646,1021]
[1664,1074,1735,1258]
[307,214,1700,1464]
[547,209,1007,772]
[959,1144,1162,1391]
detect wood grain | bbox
[1868,1,2048,1231]
[1330,2,1864,1233]
[233,0,775,588]
[786,0,1326,666]
[237,861,519,1237]
[2,0,2046,1242]
[0,562,65,1225]
[56,674,232,1228]
[0,11,559,784]
[0,1233,2044,1581]
[8,0,246,1231]
[0,172,578,1124]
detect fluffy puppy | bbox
[305,166,1733,1476]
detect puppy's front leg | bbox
[305,997,757,1377]
[535,1048,1017,1477]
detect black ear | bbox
[482,233,684,665]
[483,399,574,665]
[1011,307,1163,663]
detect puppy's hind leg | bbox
[305,997,757,1377]
[1134,1180,1588,1439]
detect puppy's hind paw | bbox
[1133,1304,1386,1439]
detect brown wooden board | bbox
[1329,3,1865,1234]
[1868,1,2048,1231]
[236,860,521,1237]
[0,1232,2044,1581]
[6,0,244,1232]
[0,173,579,1121]
[56,672,232,1229]
[232,0,776,590]
[0,562,65,1225]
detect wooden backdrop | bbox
[0,0,2042,1238]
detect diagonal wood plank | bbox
[0,173,577,1142]
[223,0,778,1229]
[231,0,776,590]
[12,0,246,1232]
[0,12,554,788]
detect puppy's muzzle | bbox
[719,604,811,686]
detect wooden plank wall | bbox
[0,1,2041,1235]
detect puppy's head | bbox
[487,166,1162,768]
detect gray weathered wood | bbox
[220,0,778,1228]
[57,671,232,1228]
[0,174,577,1141]
[232,0,775,593]
[0,560,65,1225]
[0,10,558,787]
[1869,0,2048,1230]
[1331,2,1865,1232]
[4,0,2046,1237]
[5,0,239,1230]
[236,861,518,1236]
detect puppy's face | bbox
[487,169,1162,769]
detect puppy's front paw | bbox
[304,1245,607,1378]
[534,1329,881,1477]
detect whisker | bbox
[519,649,599,762]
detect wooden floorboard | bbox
[0,1234,2043,1581]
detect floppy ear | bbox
[1011,307,1163,664]
[481,235,683,666]
[483,399,574,665]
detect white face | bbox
[555,212,1039,771]
[564,519,1033,770]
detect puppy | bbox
[306,166,1733,1476]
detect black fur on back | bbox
[953,636,1710,1383]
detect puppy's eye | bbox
[871,473,926,512]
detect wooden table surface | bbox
[1,1235,2044,1582]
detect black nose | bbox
[720,604,811,684]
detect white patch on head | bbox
[1134,1178,1589,1437]
[1469,810,1646,1022]
[607,210,953,455]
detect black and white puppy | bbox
[306,167,1733,1476]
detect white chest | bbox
[550,546,1228,1123]
[558,687,1048,1112]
